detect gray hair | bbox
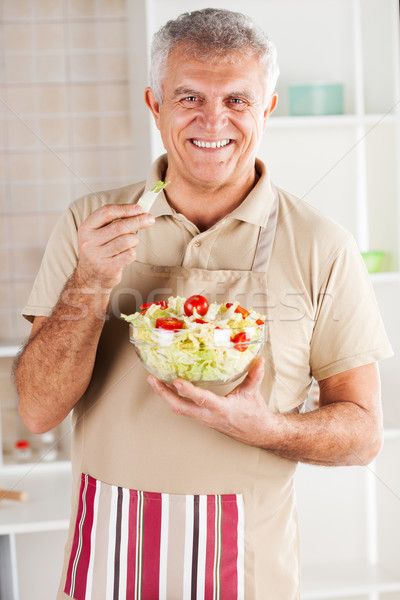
[149,8,279,104]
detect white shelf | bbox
[0,345,22,358]
[0,459,71,475]
[383,428,400,441]
[370,272,400,284]
[301,561,400,598]
[0,464,72,535]
[269,113,398,129]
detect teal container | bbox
[289,83,344,116]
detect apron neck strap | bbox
[251,185,279,273]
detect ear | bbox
[262,93,278,130]
[268,93,278,114]
[144,87,161,130]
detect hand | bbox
[76,203,155,290]
[148,356,277,446]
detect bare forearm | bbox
[16,203,155,433]
[264,401,383,466]
[15,269,110,433]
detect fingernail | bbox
[145,215,155,225]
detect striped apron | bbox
[60,193,300,599]
[65,474,244,599]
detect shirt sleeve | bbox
[310,236,393,381]
[22,206,79,321]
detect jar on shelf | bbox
[14,439,32,463]
[37,431,58,462]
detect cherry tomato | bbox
[155,317,183,330]
[226,302,233,309]
[184,295,209,317]
[256,319,264,326]
[231,331,249,352]
[194,318,208,324]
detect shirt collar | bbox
[227,158,275,228]
[143,154,275,227]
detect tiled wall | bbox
[0,0,136,344]
[0,0,141,461]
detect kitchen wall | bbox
[0,0,141,460]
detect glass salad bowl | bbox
[122,296,266,384]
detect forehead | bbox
[163,47,266,98]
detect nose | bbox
[198,99,228,132]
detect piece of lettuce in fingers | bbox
[137,180,170,212]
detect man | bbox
[15,8,392,599]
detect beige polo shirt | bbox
[24,154,392,411]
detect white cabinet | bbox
[0,349,72,599]
[0,465,71,600]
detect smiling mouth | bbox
[191,138,232,149]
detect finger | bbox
[103,231,139,255]
[147,376,197,416]
[106,213,155,237]
[148,375,217,411]
[81,212,155,249]
[172,378,217,408]
[84,203,144,230]
[236,356,265,393]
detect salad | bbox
[121,295,265,383]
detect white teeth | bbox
[192,139,230,148]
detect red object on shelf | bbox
[15,440,30,449]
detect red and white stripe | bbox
[64,473,245,599]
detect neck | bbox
[163,170,259,231]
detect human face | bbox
[145,47,277,192]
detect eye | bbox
[228,97,247,110]
[179,95,202,107]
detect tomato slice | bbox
[155,317,183,330]
[140,302,153,310]
[225,303,250,319]
[140,301,167,311]
[194,318,208,324]
[140,300,168,315]
[256,319,264,326]
[235,305,250,319]
[231,331,249,352]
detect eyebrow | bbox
[173,87,201,97]
[227,91,257,103]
